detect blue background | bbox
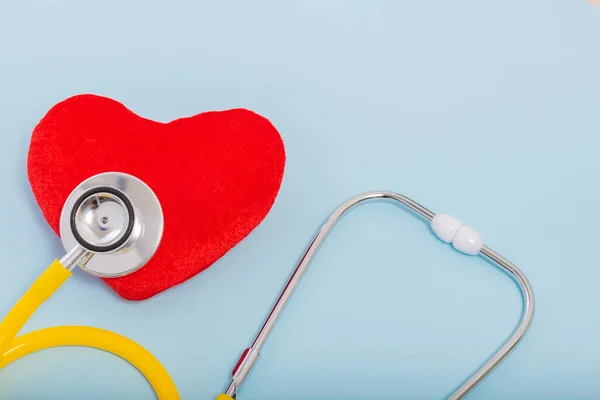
[1,1,599,399]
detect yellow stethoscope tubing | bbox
[0,259,179,400]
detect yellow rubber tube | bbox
[215,395,234,400]
[0,260,179,400]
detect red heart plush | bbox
[27,94,286,300]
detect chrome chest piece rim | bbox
[59,172,164,278]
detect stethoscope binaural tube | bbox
[0,172,178,399]
[218,191,535,400]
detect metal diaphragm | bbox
[59,172,164,277]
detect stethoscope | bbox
[0,174,534,400]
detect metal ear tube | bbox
[219,191,535,400]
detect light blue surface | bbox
[1,1,599,399]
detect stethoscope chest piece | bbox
[59,172,164,277]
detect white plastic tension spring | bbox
[430,214,483,255]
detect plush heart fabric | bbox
[27,94,286,300]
